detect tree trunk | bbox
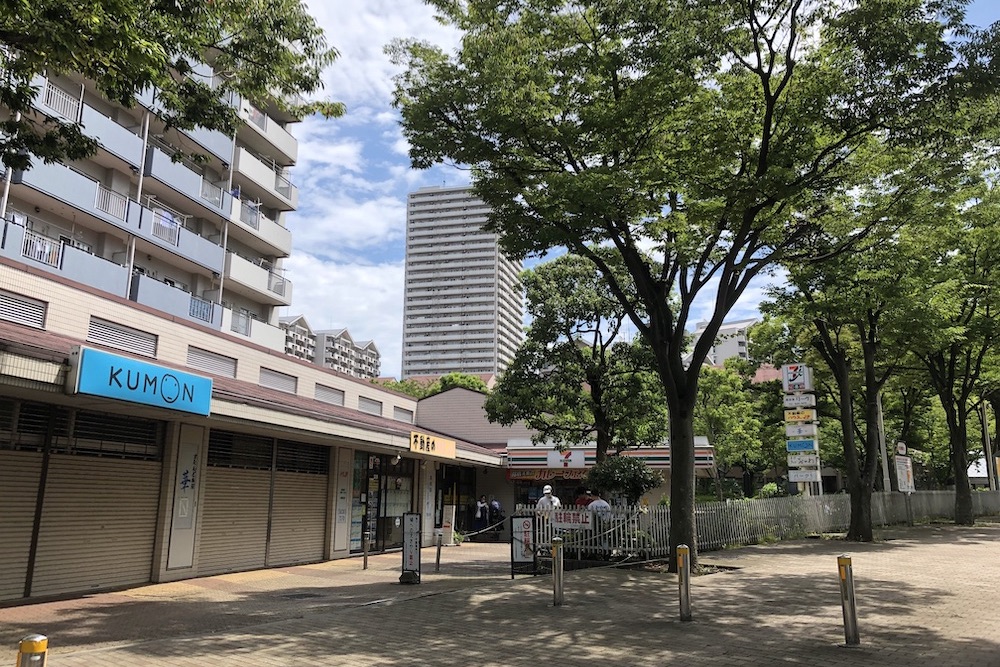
[951,406,974,525]
[667,401,697,572]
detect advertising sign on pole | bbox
[781,364,814,393]
[787,454,820,467]
[784,408,817,423]
[788,469,822,483]
[510,515,538,578]
[895,456,915,493]
[785,423,818,438]
[783,393,817,408]
[786,439,818,453]
[400,512,421,584]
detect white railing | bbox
[247,105,267,130]
[267,271,287,296]
[239,200,260,229]
[274,171,293,199]
[200,178,223,208]
[231,310,252,336]
[43,81,81,121]
[21,229,62,267]
[151,208,180,245]
[95,185,128,220]
[189,295,215,323]
[520,490,1000,558]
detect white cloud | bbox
[283,254,405,377]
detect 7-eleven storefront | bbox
[505,439,716,506]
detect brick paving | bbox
[2,522,999,666]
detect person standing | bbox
[587,489,611,512]
[473,495,489,539]
[535,484,561,510]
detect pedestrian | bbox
[574,486,592,506]
[535,484,561,510]
[473,495,489,538]
[587,489,611,512]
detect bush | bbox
[757,482,781,498]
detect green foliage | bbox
[374,372,490,399]
[585,456,663,505]
[757,482,781,499]
[694,364,762,476]
[0,0,343,169]
[485,253,668,461]
[372,378,435,399]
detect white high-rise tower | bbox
[402,186,524,378]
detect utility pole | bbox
[981,398,997,491]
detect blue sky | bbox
[287,0,1000,379]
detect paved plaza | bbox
[2,522,999,666]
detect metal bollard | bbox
[363,531,370,571]
[435,529,443,573]
[17,634,48,667]
[677,544,692,622]
[552,536,564,606]
[837,554,861,646]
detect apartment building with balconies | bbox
[0,61,296,351]
[279,315,382,380]
[402,186,525,378]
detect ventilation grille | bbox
[260,367,297,394]
[358,396,382,416]
[393,406,414,424]
[315,384,344,406]
[0,399,161,460]
[187,346,237,378]
[0,289,46,328]
[276,441,329,475]
[88,317,157,357]
[207,430,273,470]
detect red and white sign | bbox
[782,364,814,393]
[546,450,585,468]
[552,509,593,530]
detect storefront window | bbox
[350,452,415,553]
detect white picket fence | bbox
[519,490,1000,559]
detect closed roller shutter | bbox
[0,451,42,601]
[268,471,328,566]
[197,468,270,575]
[30,455,161,597]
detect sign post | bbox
[782,364,821,495]
[510,514,538,578]
[400,512,421,584]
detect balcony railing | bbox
[95,185,128,220]
[189,295,215,323]
[200,178,224,208]
[151,208,181,245]
[239,200,260,229]
[267,271,287,296]
[42,81,81,121]
[22,229,62,267]
[274,171,293,199]
[231,310,252,336]
[247,105,267,130]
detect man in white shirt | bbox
[535,484,561,510]
[587,489,611,512]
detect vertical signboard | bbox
[334,448,352,552]
[895,456,915,493]
[510,514,538,578]
[167,425,202,570]
[783,363,821,494]
[401,512,421,584]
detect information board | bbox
[401,512,421,583]
[895,456,915,493]
[510,514,538,578]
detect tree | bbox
[485,253,668,462]
[1,0,344,170]
[374,372,491,399]
[390,0,990,567]
[692,363,761,499]
[585,456,663,505]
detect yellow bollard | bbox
[16,634,48,667]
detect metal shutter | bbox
[268,471,328,565]
[259,367,297,394]
[29,455,161,597]
[393,406,414,423]
[0,451,42,601]
[315,384,344,406]
[186,346,237,378]
[0,290,46,329]
[358,396,382,416]
[88,317,157,357]
[197,468,270,575]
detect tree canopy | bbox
[0,0,344,169]
[390,0,996,565]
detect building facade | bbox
[279,315,381,379]
[690,317,758,366]
[402,186,524,378]
[0,62,499,604]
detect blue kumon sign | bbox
[68,346,212,415]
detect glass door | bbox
[351,452,415,553]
